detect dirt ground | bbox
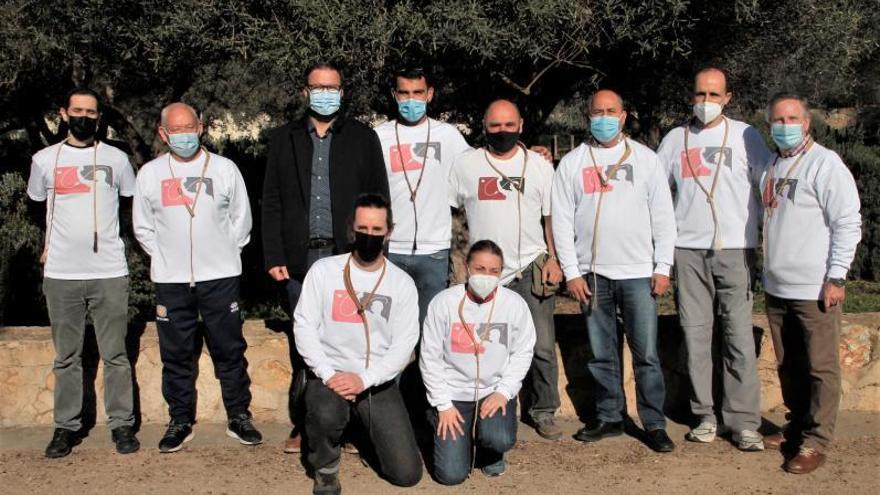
[1,414,878,495]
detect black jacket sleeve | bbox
[261,126,287,270]
[365,128,390,200]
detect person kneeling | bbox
[294,194,423,494]
[420,240,536,484]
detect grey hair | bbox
[766,92,810,122]
[160,102,199,127]
[586,90,624,112]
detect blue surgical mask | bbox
[167,132,200,158]
[397,99,427,123]
[590,116,621,144]
[771,123,804,150]
[309,89,341,116]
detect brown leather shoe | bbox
[784,447,826,474]
[763,432,785,450]
[283,433,301,454]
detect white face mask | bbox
[468,273,500,300]
[693,101,723,124]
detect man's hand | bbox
[268,265,289,281]
[326,372,365,400]
[479,392,508,419]
[530,145,554,162]
[566,277,591,305]
[542,257,563,286]
[437,406,466,441]
[651,274,670,297]
[823,282,846,310]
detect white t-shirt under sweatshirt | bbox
[133,150,252,283]
[375,118,472,255]
[449,146,554,285]
[552,139,677,281]
[293,254,420,389]
[657,117,773,249]
[419,284,536,411]
[27,141,136,280]
[657,117,771,249]
[761,142,861,300]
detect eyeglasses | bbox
[162,124,200,134]
[308,85,342,93]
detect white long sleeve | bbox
[133,175,157,257]
[420,285,535,410]
[294,254,420,387]
[228,165,252,250]
[647,156,677,275]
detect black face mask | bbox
[68,116,98,141]
[486,130,520,153]
[353,231,386,263]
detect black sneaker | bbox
[111,425,140,454]
[45,428,82,458]
[574,420,623,442]
[227,413,263,445]
[645,428,675,453]
[158,418,193,453]
[313,471,341,495]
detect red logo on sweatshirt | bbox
[389,144,423,172]
[680,148,711,178]
[54,166,90,195]
[477,177,506,200]
[451,323,486,354]
[161,178,194,207]
[582,167,613,194]
[331,289,364,323]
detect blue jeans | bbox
[583,274,666,430]
[387,249,449,325]
[430,397,517,485]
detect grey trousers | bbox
[674,248,761,432]
[507,265,561,421]
[43,277,134,431]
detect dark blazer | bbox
[261,116,389,274]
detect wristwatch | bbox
[825,277,846,288]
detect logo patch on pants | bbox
[156,304,169,321]
[229,301,239,313]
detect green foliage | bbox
[0,172,42,324]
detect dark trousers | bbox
[304,377,422,487]
[429,397,517,485]
[155,276,252,422]
[766,294,842,450]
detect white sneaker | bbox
[685,421,717,443]
[733,430,765,451]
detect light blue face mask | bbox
[309,89,341,116]
[167,132,200,158]
[771,123,804,150]
[590,115,621,143]
[397,99,427,123]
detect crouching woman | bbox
[419,240,536,484]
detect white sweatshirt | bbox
[420,284,536,411]
[449,146,555,285]
[375,118,472,255]
[761,142,861,300]
[27,141,136,280]
[552,139,677,281]
[657,118,773,249]
[133,151,252,283]
[293,254,420,389]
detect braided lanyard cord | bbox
[166,148,211,288]
[586,139,632,310]
[762,137,813,255]
[682,117,730,250]
[483,144,528,279]
[342,254,387,441]
[456,290,497,473]
[394,120,432,254]
[42,140,100,265]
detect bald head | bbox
[160,102,199,128]
[483,99,523,134]
[693,68,731,106]
[588,90,624,115]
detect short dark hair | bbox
[694,66,732,93]
[64,87,102,112]
[303,61,344,86]
[766,92,811,122]
[466,240,504,265]
[391,66,432,90]
[351,193,393,231]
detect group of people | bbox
[27,62,861,494]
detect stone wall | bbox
[1,311,877,427]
